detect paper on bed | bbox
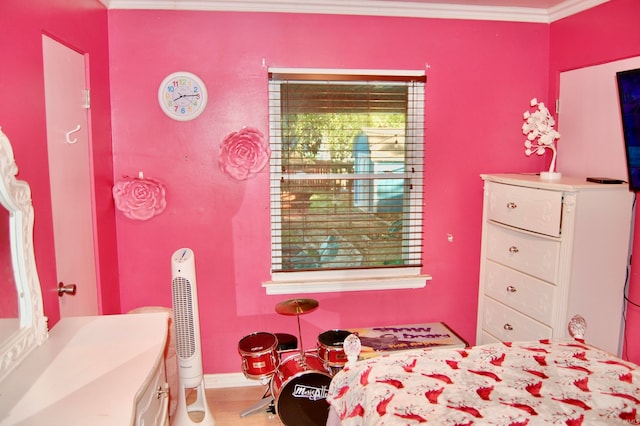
[345,322,467,358]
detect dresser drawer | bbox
[478,330,501,346]
[481,297,552,342]
[484,260,556,325]
[486,181,562,237]
[135,355,169,426]
[485,223,560,283]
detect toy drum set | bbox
[237,298,353,426]
[238,332,280,380]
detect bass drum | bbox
[270,353,333,426]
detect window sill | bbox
[262,274,432,295]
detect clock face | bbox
[158,72,208,121]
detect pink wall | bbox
[549,0,640,364]
[108,11,549,374]
[0,0,118,325]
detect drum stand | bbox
[239,386,273,417]
[275,298,319,367]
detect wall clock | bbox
[158,71,208,121]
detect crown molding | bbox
[548,0,609,21]
[98,0,608,23]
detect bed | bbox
[326,338,640,425]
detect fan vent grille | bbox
[172,276,196,359]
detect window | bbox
[264,69,429,294]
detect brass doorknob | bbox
[57,282,77,297]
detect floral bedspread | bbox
[326,339,640,425]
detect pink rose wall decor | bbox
[219,127,270,180]
[112,174,167,220]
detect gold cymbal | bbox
[275,298,319,316]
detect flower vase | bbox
[540,145,561,180]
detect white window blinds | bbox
[269,69,425,275]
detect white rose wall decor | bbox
[219,127,270,181]
[113,173,167,220]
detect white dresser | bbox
[476,174,634,355]
[0,313,169,425]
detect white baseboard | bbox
[204,372,266,389]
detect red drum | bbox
[270,353,333,426]
[276,333,298,352]
[238,332,279,380]
[279,349,300,362]
[275,333,299,361]
[317,329,351,368]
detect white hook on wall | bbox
[65,125,81,144]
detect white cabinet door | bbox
[42,35,99,317]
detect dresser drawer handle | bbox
[506,202,517,209]
[508,246,519,254]
[506,285,517,293]
[156,385,169,399]
[503,323,513,331]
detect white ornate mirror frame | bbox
[0,127,47,382]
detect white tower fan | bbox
[171,248,214,426]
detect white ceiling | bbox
[98,0,610,23]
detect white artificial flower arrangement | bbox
[523,98,561,179]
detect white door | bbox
[557,55,640,178]
[42,35,99,317]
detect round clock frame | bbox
[158,71,208,121]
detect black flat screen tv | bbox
[616,67,640,192]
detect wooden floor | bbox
[209,386,285,425]
[181,385,285,425]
